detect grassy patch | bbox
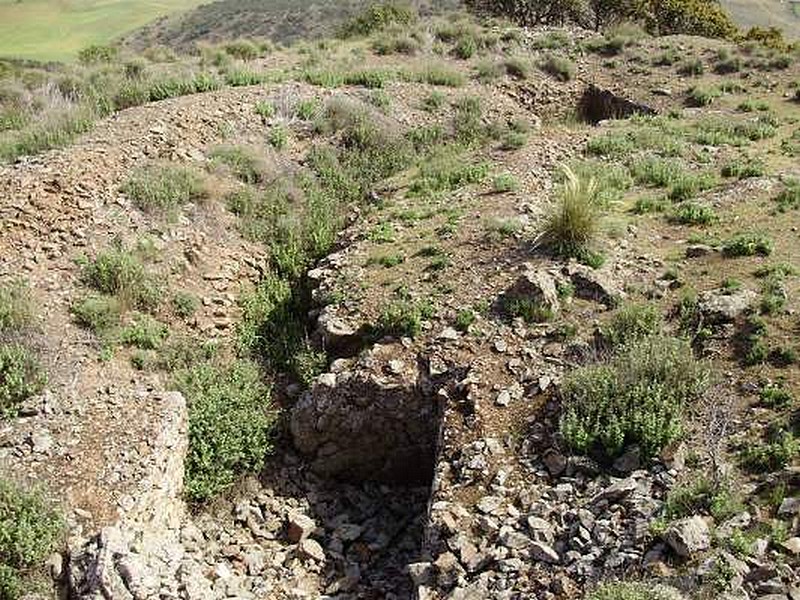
[539,166,601,261]
[375,298,434,338]
[0,280,33,332]
[602,303,663,348]
[669,201,717,225]
[722,233,774,257]
[539,53,575,81]
[79,247,161,311]
[122,163,207,217]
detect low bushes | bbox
[0,478,63,599]
[561,335,710,461]
[175,359,276,502]
[122,163,207,216]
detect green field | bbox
[0,0,208,62]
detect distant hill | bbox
[721,0,800,39]
[123,0,461,52]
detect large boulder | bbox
[699,288,759,323]
[664,516,711,558]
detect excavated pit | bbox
[578,84,657,124]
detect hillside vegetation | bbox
[124,0,462,51]
[1,1,800,599]
[0,0,208,62]
[722,0,800,40]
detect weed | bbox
[501,131,527,151]
[759,383,792,409]
[368,222,396,243]
[0,344,46,417]
[368,253,405,268]
[493,173,519,193]
[760,274,787,315]
[723,233,774,257]
[602,303,663,348]
[296,98,321,121]
[176,359,276,502]
[669,202,717,225]
[587,582,679,600]
[414,64,466,87]
[172,292,198,319]
[455,309,476,333]
[408,149,489,197]
[80,248,161,311]
[678,58,704,76]
[633,196,669,214]
[119,314,168,350]
[70,294,121,336]
[268,125,289,150]
[0,280,32,332]
[561,335,710,460]
[452,96,484,144]
[740,423,798,472]
[292,345,328,388]
[210,146,269,184]
[503,56,530,79]
[422,91,446,112]
[254,100,275,120]
[687,85,722,107]
[539,54,575,81]
[504,298,554,323]
[722,158,765,179]
[122,163,206,216]
[665,477,743,520]
[539,166,601,261]
[0,479,62,597]
[775,179,800,212]
[376,299,434,338]
[485,217,522,240]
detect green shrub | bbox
[372,33,421,56]
[255,100,275,120]
[176,359,276,502]
[723,233,773,257]
[0,344,46,417]
[223,39,261,61]
[539,166,601,260]
[721,158,765,179]
[70,294,121,335]
[501,130,527,150]
[561,335,710,460]
[295,98,321,121]
[225,68,268,87]
[678,58,704,75]
[643,0,739,39]
[669,201,717,225]
[503,297,554,323]
[341,2,416,37]
[455,309,476,332]
[603,303,663,348]
[119,314,168,350]
[210,146,269,184]
[667,172,716,201]
[587,581,693,600]
[414,64,466,87]
[493,173,519,193]
[172,292,198,319]
[0,280,32,332]
[775,179,800,212]
[0,478,62,598]
[539,53,575,81]
[376,299,434,338]
[78,44,118,65]
[760,384,792,409]
[80,248,161,311]
[122,164,206,215]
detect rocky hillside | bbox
[122,0,462,51]
[1,6,800,600]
